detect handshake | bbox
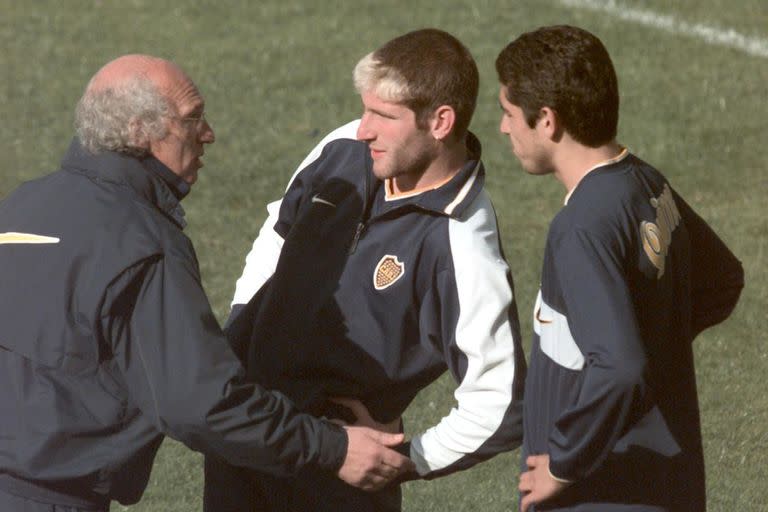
[333,397,414,491]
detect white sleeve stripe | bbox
[533,290,585,371]
[410,191,518,474]
[443,160,480,215]
[230,199,284,306]
[230,120,361,307]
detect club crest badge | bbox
[373,254,405,290]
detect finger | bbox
[356,475,382,492]
[519,471,530,492]
[360,465,401,491]
[380,449,415,472]
[349,426,404,445]
[521,493,533,512]
[371,430,405,446]
[364,474,392,492]
[381,453,413,470]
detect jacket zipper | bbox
[349,222,365,254]
[350,163,373,255]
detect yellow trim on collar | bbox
[564,146,630,205]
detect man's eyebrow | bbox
[367,107,397,119]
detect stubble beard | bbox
[374,143,438,187]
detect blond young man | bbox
[206,29,526,511]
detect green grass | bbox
[1,1,766,510]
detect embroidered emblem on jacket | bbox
[640,184,681,279]
[0,232,60,244]
[373,255,405,290]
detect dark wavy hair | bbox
[496,25,619,147]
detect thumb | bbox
[521,494,533,512]
[368,429,405,446]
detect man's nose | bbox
[356,115,374,141]
[201,119,215,143]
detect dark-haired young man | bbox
[204,28,527,511]
[496,25,744,511]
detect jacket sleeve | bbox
[231,120,362,309]
[673,191,744,338]
[545,227,648,481]
[99,240,347,476]
[408,197,526,478]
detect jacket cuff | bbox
[547,456,576,484]
[548,466,573,484]
[318,420,349,472]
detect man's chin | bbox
[183,171,198,185]
[371,164,392,181]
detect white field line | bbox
[558,0,768,59]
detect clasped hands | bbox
[330,396,414,491]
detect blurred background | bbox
[1,1,765,510]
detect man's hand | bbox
[519,454,570,512]
[337,426,415,491]
[329,396,401,433]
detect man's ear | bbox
[429,105,457,141]
[537,107,562,142]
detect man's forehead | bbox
[361,89,407,110]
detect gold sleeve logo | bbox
[640,184,681,279]
[373,255,405,290]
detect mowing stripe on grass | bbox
[558,0,768,59]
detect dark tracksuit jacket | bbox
[524,150,743,511]
[205,120,526,511]
[0,139,347,509]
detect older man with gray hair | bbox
[0,54,412,512]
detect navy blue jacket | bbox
[524,151,743,511]
[0,140,346,507]
[231,121,526,478]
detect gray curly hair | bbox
[75,76,171,156]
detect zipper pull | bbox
[349,222,365,254]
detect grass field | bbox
[1,1,766,510]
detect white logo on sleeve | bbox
[0,232,60,244]
[311,194,336,208]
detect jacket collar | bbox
[372,131,485,219]
[60,138,188,228]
